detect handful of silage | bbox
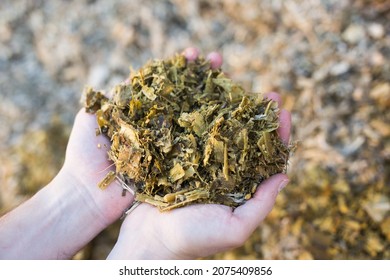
[84,54,291,211]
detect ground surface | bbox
[0,0,389,259]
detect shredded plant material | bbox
[84,54,291,211]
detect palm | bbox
[66,111,118,186]
[118,173,286,259]
[133,204,235,257]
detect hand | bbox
[61,47,225,225]
[107,51,292,259]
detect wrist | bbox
[43,170,110,258]
[59,162,134,227]
[0,170,106,259]
[0,166,133,259]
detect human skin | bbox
[0,48,291,259]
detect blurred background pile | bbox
[0,0,389,259]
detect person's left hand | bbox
[62,47,225,226]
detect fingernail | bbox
[278,179,289,193]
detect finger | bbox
[233,174,289,234]
[264,92,282,106]
[278,109,291,145]
[206,51,223,69]
[69,110,111,155]
[183,47,200,62]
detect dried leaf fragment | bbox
[98,170,116,190]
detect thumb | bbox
[233,174,289,234]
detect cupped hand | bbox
[107,49,292,259]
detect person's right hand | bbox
[107,50,292,260]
